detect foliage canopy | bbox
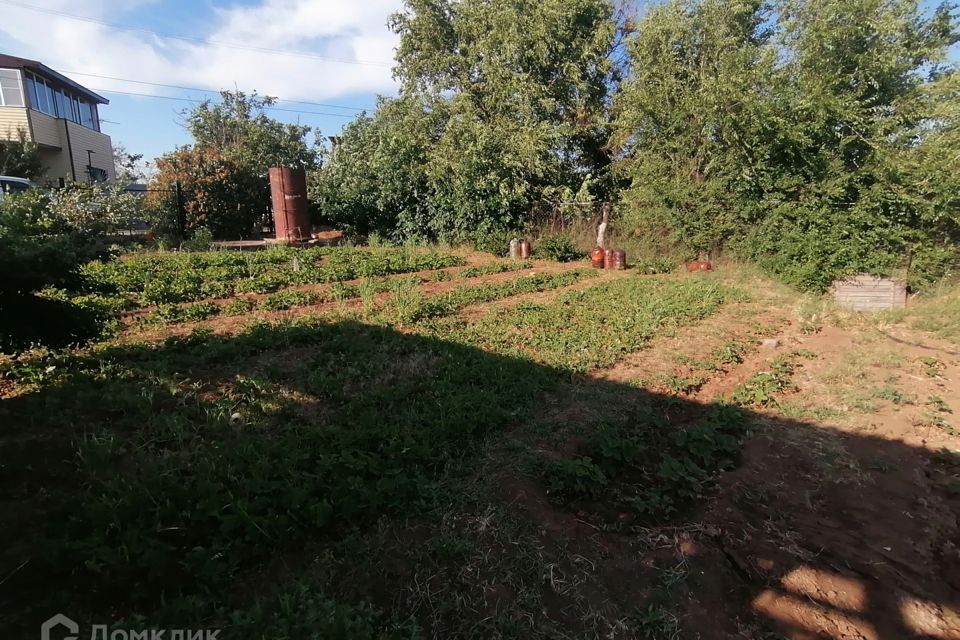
[312,0,622,242]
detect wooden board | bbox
[832,274,907,311]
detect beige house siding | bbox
[38,147,72,182]
[1,107,113,183]
[29,110,62,148]
[65,120,115,181]
[0,106,31,141]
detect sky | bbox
[0,0,405,167]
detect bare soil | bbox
[504,308,960,638]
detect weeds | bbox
[437,278,740,372]
[872,385,916,406]
[82,246,465,307]
[732,351,815,407]
[633,257,676,275]
[457,260,532,278]
[392,270,595,323]
[659,374,708,395]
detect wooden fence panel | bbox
[832,275,907,311]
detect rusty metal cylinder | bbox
[604,249,626,270]
[269,167,310,243]
[519,239,531,259]
[591,247,606,269]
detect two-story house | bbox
[0,54,115,182]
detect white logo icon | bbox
[41,614,79,640]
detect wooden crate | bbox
[832,274,907,311]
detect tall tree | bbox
[185,91,319,170]
[613,0,960,290]
[315,0,621,242]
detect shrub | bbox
[0,190,117,351]
[181,227,214,252]
[633,257,676,275]
[536,233,582,262]
[470,229,518,257]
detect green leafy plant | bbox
[535,234,582,262]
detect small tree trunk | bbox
[596,202,610,248]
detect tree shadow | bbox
[0,318,958,638]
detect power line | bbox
[0,0,394,68]
[58,70,368,112]
[89,87,359,119]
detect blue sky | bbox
[0,0,404,168]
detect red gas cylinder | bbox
[686,260,713,272]
[519,239,531,259]
[591,247,606,269]
[609,249,627,270]
[603,248,615,269]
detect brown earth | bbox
[499,306,960,638]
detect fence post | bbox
[174,181,187,240]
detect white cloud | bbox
[0,0,402,103]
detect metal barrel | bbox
[268,167,310,244]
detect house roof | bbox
[0,54,109,105]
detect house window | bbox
[80,102,96,130]
[0,69,25,107]
[27,73,55,116]
[57,90,72,121]
[22,71,101,130]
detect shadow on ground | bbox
[1,319,958,638]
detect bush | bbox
[149,147,267,240]
[536,233,582,262]
[633,257,676,275]
[908,243,960,293]
[0,189,120,352]
[181,227,214,252]
[470,229,518,257]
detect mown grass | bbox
[1,265,747,637]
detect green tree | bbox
[151,91,320,239]
[613,0,775,253]
[314,0,621,242]
[310,95,439,240]
[613,0,960,290]
[0,129,44,179]
[186,90,318,170]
